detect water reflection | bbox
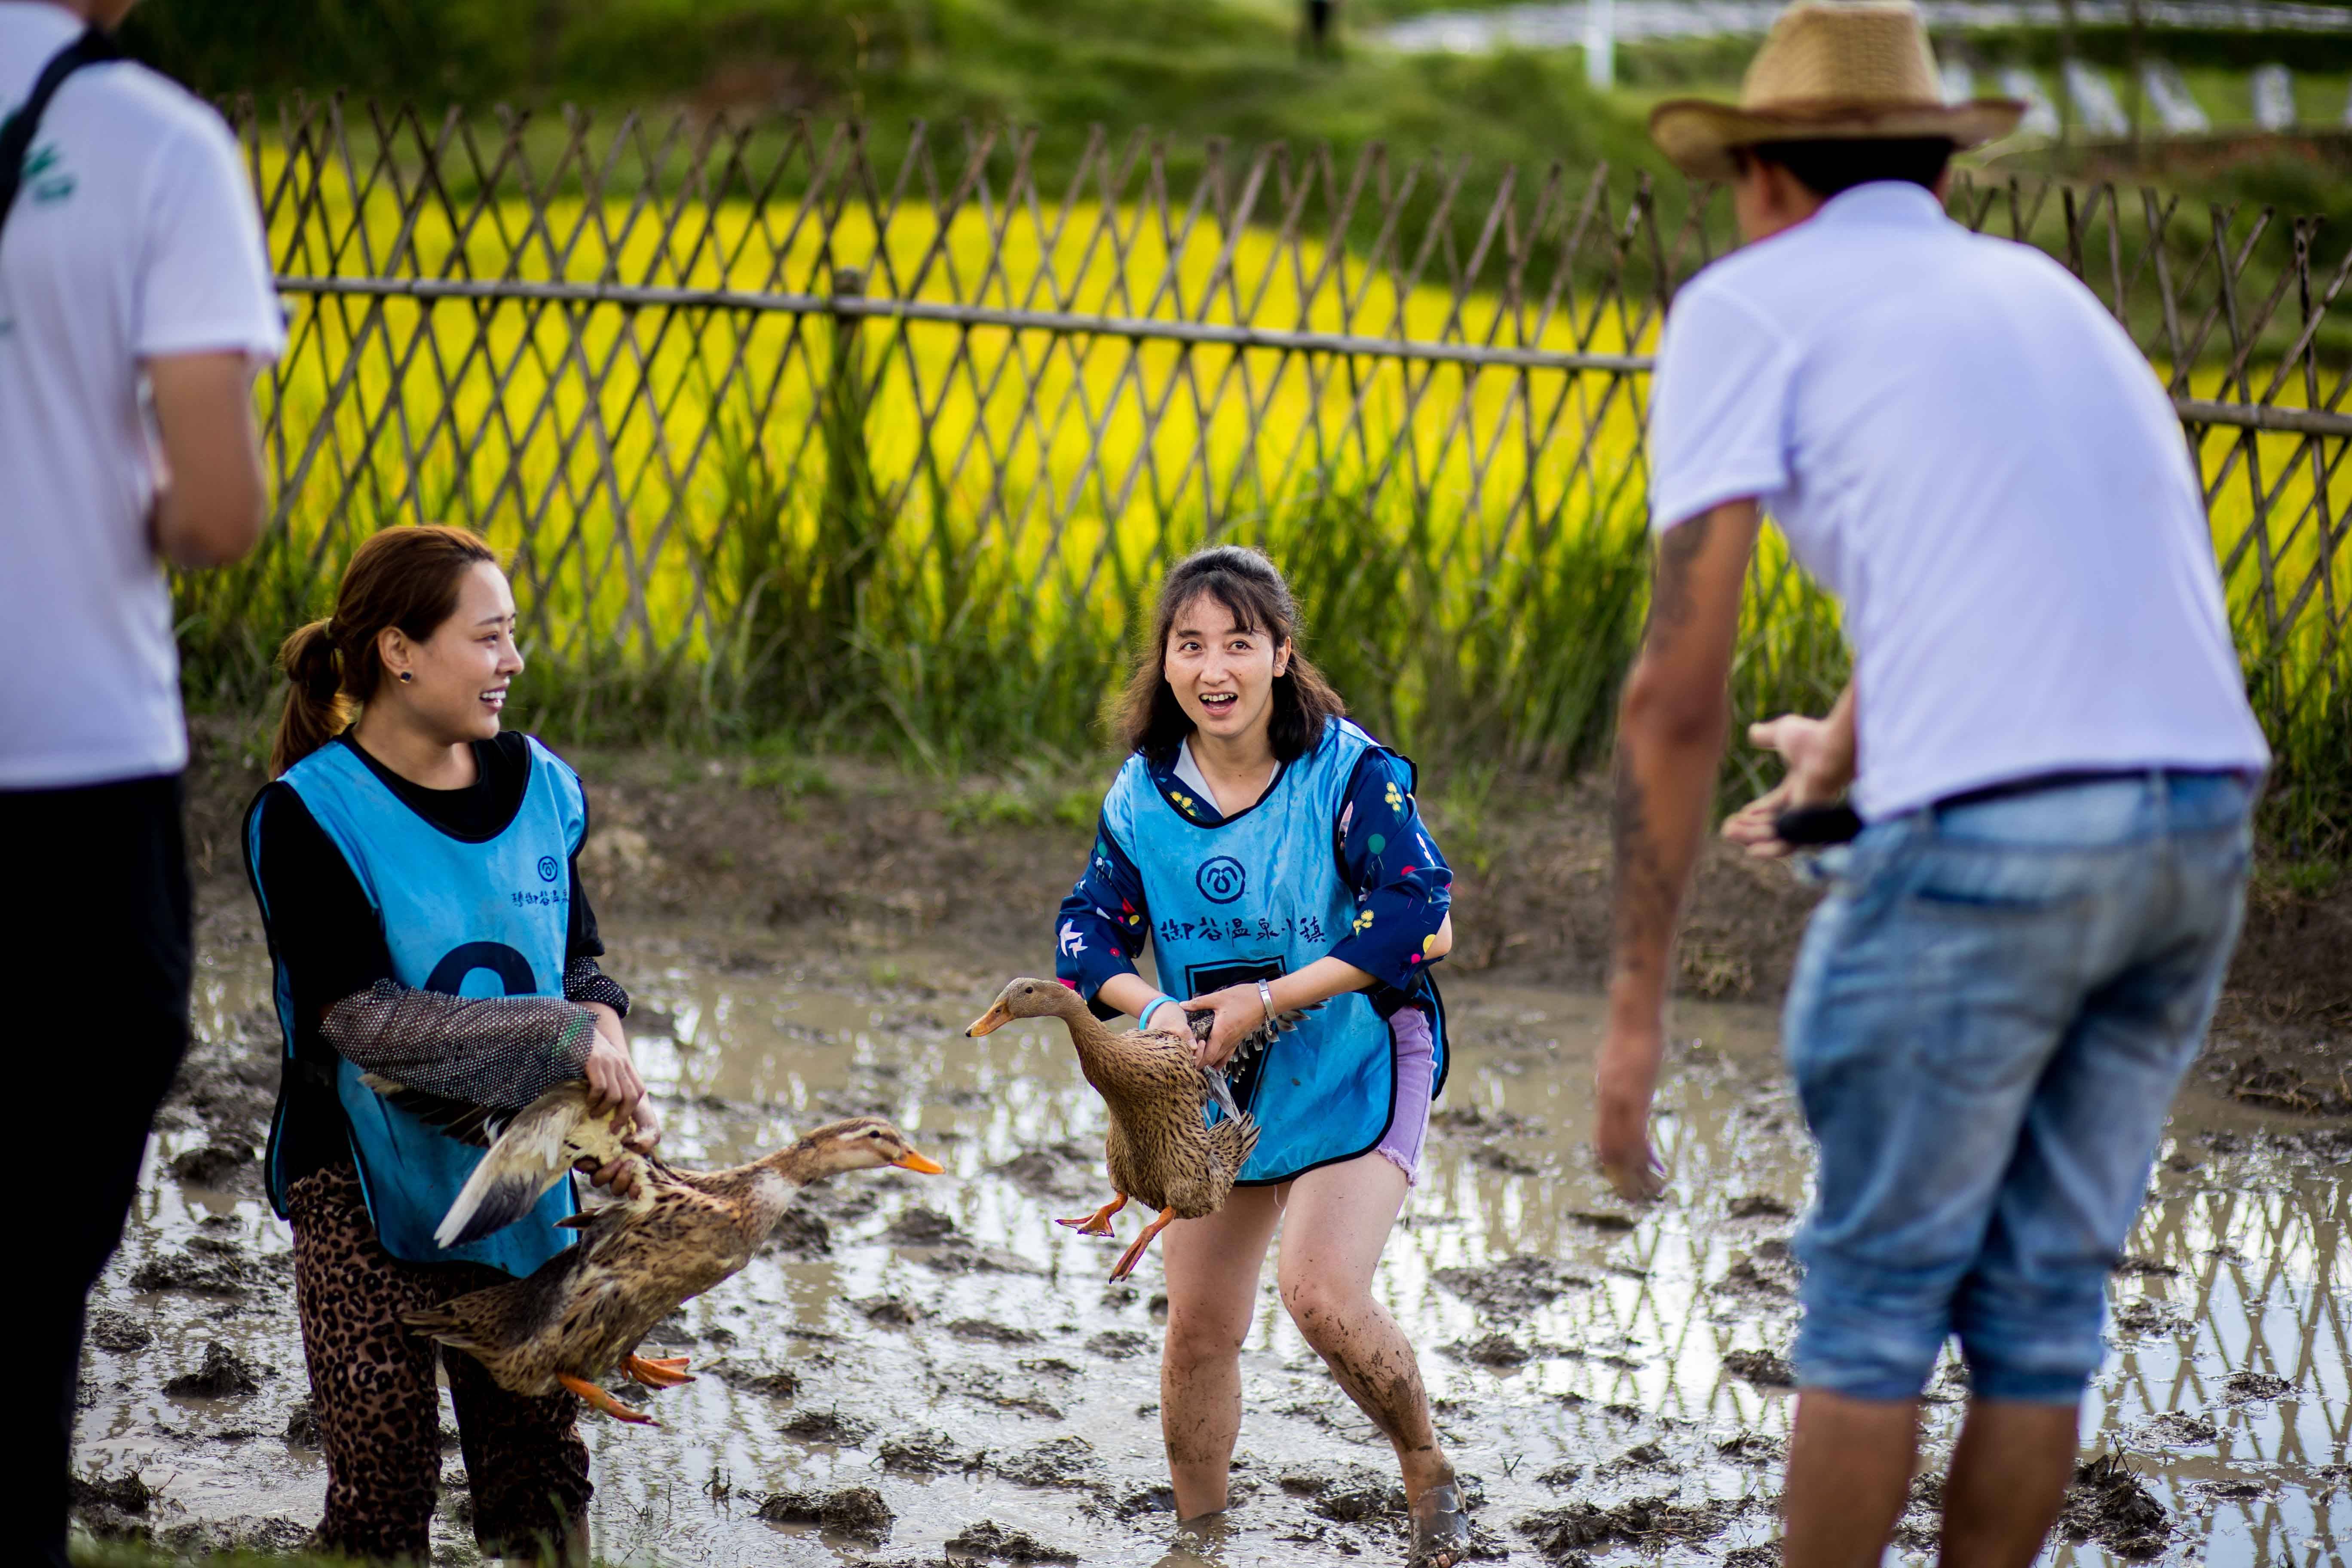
[80,937,2352,1565]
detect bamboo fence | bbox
[214,101,2346,784]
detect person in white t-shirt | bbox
[1,3,283,1562]
[1595,7,2268,1568]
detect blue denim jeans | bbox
[1782,770,2256,1403]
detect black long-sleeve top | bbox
[246,731,628,1188]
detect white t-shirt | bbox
[0,4,284,789]
[1649,181,2268,820]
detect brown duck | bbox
[400,1084,942,1424]
[965,977,1310,1280]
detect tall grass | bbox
[184,133,2349,850]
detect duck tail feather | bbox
[436,1083,618,1248]
[1203,1067,1243,1124]
[400,1304,468,1341]
[1210,1110,1260,1173]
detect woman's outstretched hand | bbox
[1180,983,1269,1069]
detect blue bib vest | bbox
[1100,717,1447,1184]
[254,737,584,1277]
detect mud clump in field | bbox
[71,1470,159,1541]
[129,1246,263,1297]
[2141,1410,2218,1446]
[1721,1349,1795,1387]
[2057,1453,2169,1559]
[165,1342,265,1399]
[2110,1298,2184,1336]
[1430,1106,1544,1136]
[754,1485,894,1539]
[1566,1210,1640,1233]
[1304,1465,1409,1525]
[1727,1194,1793,1219]
[1084,1329,1151,1360]
[779,1408,874,1445]
[716,1363,801,1399]
[1519,1496,1746,1557]
[2223,1054,2352,1115]
[1607,1441,1675,1473]
[943,1519,1081,1562]
[1713,1245,1801,1302]
[764,1206,833,1255]
[86,1308,152,1353]
[885,1206,964,1244]
[1434,1255,1593,1319]
[2223,1370,2294,1400]
[948,1317,1041,1346]
[857,1294,922,1326]
[877,1428,970,1475]
[168,1142,257,1187]
[1448,1334,1535,1369]
[1717,1430,1785,1466]
[992,1435,1099,1490]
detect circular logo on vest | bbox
[537,855,560,883]
[1195,855,1247,905]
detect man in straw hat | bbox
[1596,4,2268,1565]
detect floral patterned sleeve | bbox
[1326,749,1452,989]
[1054,815,1152,1014]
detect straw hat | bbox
[1648,1,2023,181]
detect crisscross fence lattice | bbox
[187,103,2348,817]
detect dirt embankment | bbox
[182,730,2351,1103]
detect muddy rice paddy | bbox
[75,916,2350,1565]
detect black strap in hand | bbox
[0,25,123,248]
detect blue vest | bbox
[255,737,584,1276]
[1101,717,1446,1183]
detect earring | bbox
[398,671,413,683]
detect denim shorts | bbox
[1782,769,2255,1404]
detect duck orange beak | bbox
[892,1150,946,1174]
[965,999,1014,1037]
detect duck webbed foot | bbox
[624,1354,695,1389]
[559,1372,660,1425]
[1057,1193,1128,1237]
[1109,1206,1177,1280]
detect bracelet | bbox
[1256,978,1276,1028]
[1139,994,1179,1032]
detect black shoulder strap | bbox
[0,25,123,246]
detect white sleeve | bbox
[1646,278,1797,534]
[135,110,284,362]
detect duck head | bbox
[767,1116,944,1179]
[965,976,1083,1037]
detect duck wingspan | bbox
[358,1073,505,1147]
[435,1083,633,1248]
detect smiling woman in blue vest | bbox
[244,525,655,1565]
[1056,545,1470,1565]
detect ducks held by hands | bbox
[401,1084,941,1424]
[965,977,1313,1280]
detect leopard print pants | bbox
[289,1161,591,1560]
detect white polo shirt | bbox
[1649,181,2268,820]
[0,4,284,790]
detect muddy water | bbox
[82,925,2349,1565]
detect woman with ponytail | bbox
[243,525,653,1564]
[1052,545,1470,1566]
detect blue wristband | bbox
[1138,994,1180,1032]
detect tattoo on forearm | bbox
[1645,511,1716,646]
[1609,746,1676,984]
